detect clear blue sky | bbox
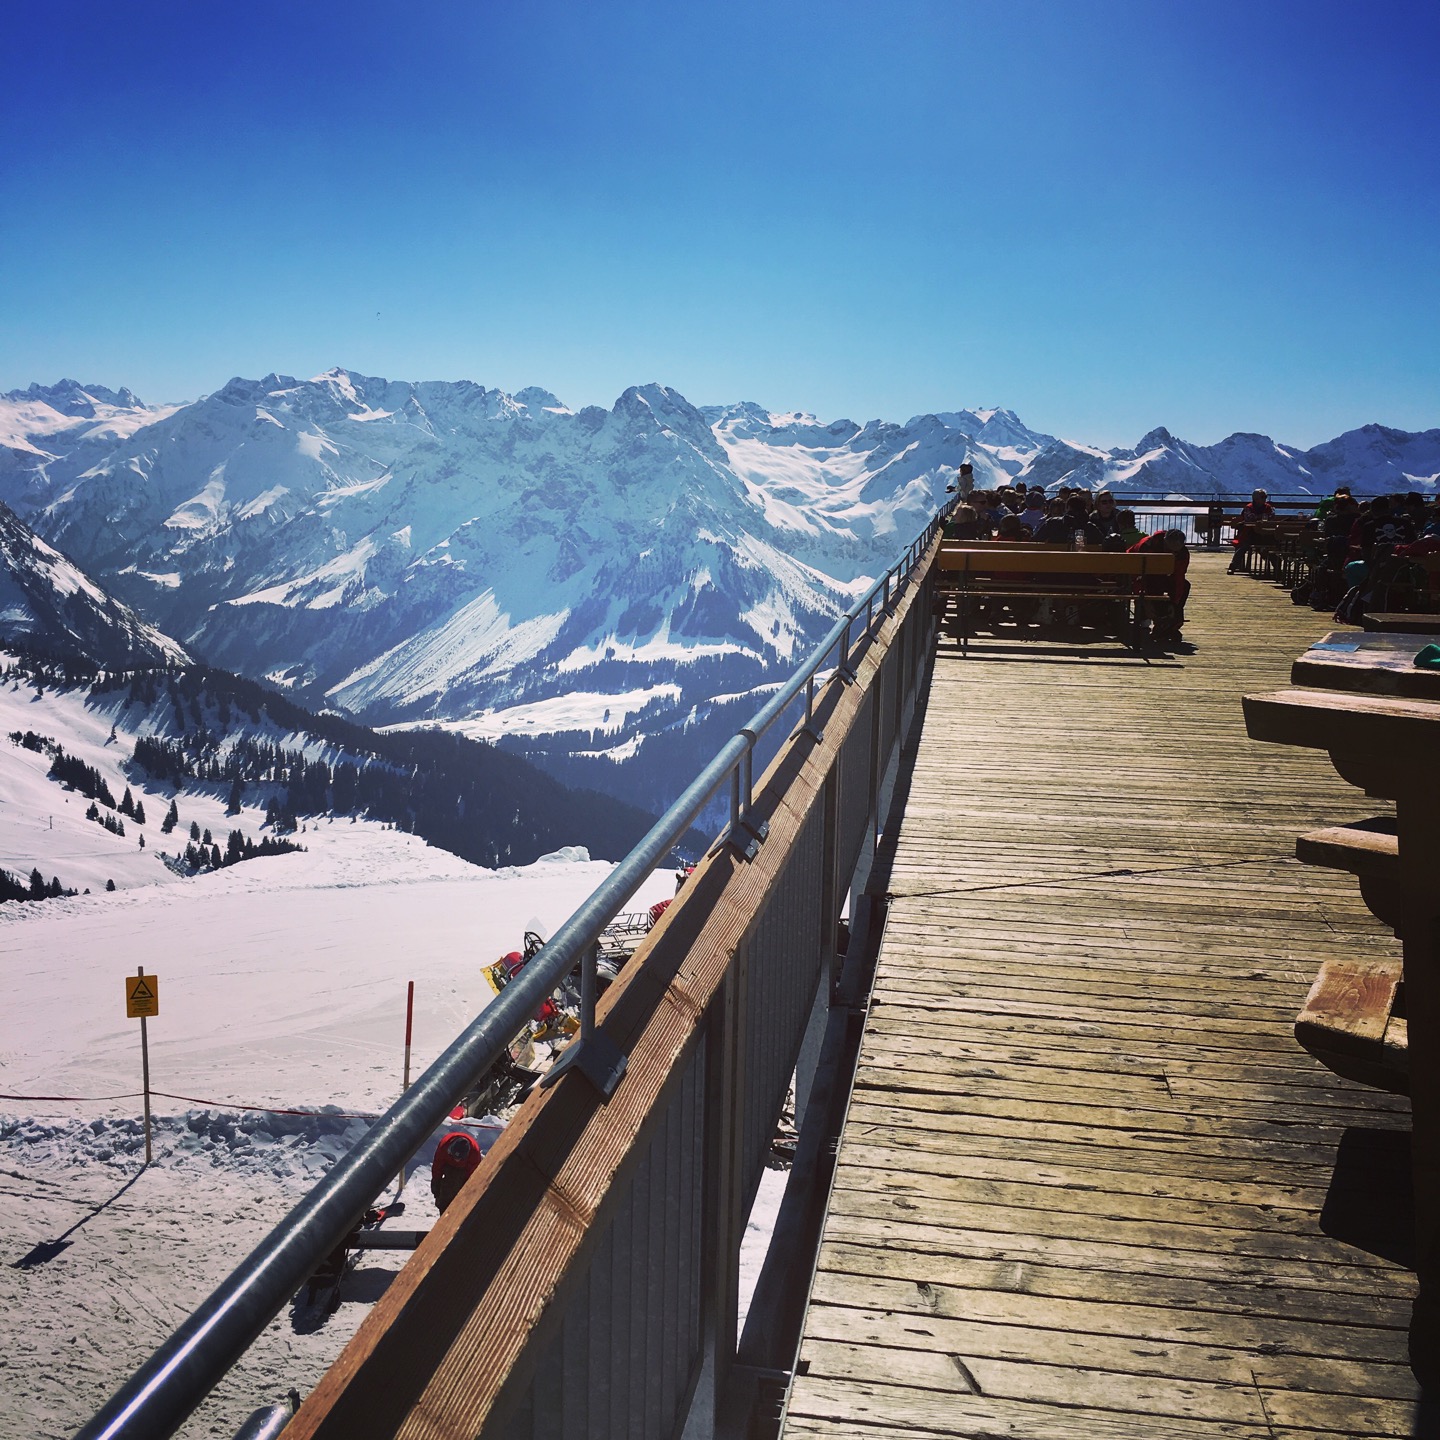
[2,0,1436,447]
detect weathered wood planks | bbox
[787,555,1422,1439]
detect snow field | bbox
[0,665,790,1439]
[1,838,680,1440]
[0,674,684,1437]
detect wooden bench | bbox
[1295,958,1408,1095]
[1291,815,1408,1093]
[937,544,1176,649]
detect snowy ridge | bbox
[2,370,1435,802]
[0,502,188,667]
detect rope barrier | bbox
[150,1092,379,1121]
[0,1089,379,1121]
[0,1091,143,1103]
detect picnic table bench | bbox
[1292,816,1407,1094]
[1243,680,1440,1377]
[1278,637,1440,1093]
[937,543,1175,650]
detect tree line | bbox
[5,649,663,869]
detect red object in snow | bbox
[431,1130,483,1213]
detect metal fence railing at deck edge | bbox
[74,503,953,1440]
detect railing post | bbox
[726,744,768,860]
[803,673,824,743]
[820,766,841,1001]
[701,942,748,1429]
[839,620,856,684]
[538,941,628,1099]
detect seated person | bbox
[1085,491,1124,544]
[966,492,999,537]
[945,504,981,541]
[1351,494,1416,564]
[1115,508,1143,547]
[1323,495,1360,560]
[1031,499,1073,544]
[995,513,1028,541]
[1129,527,1191,643]
[1228,489,1276,573]
[1017,493,1048,532]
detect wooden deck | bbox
[787,554,1431,1439]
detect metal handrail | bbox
[75,506,949,1440]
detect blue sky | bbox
[1,0,1435,447]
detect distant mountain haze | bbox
[2,371,1435,809]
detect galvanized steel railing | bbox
[76,506,949,1440]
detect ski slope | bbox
[0,815,681,1438]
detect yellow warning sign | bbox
[126,974,159,1019]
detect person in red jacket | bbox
[1129,528,1191,644]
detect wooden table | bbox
[1292,630,1440,701]
[1364,612,1440,635]
[1244,680,1440,1381]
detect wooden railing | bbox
[282,531,943,1440]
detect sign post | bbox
[402,980,415,1092]
[125,968,159,1164]
[396,980,415,1197]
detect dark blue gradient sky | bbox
[2,0,1436,446]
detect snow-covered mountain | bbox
[1,370,1435,805]
[0,501,189,667]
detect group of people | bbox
[1289,485,1440,617]
[943,483,1191,644]
[946,484,1146,548]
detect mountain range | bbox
[2,371,1436,811]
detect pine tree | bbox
[105,878,116,892]
[86,801,99,821]
[162,799,178,834]
[138,834,145,849]
[29,868,45,899]
[134,800,146,826]
[202,828,212,846]
[190,820,200,841]
[47,876,62,898]
[119,787,135,819]
[226,777,243,816]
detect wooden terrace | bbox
[787,552,1430,1438]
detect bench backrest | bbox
[938,544,1175,577]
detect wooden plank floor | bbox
[787,554,1432,1439]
